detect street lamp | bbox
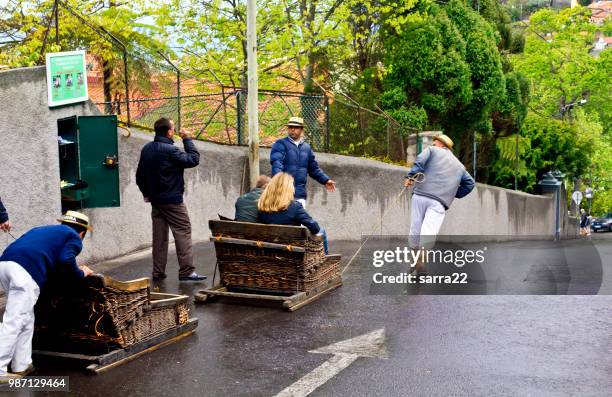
[560,98,587,117]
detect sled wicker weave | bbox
[210,220,341,294]
[34,275,190,352]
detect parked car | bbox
[591,213,612,233]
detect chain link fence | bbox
[328,98,408,163]
[235,90,328,150]
[43,0,409,163]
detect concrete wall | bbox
[0,66,100,255]
[0,67,574,264]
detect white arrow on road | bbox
[274,329,388,397]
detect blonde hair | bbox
[258,173,295,212]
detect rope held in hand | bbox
[340,172,425,275]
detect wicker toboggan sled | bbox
[195,220,342,311]
[33,274,198,373]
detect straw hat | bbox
[286,116,305,128]
[57,211,92,231]
[433,134,454,149]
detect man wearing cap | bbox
[270,116,336,209]
[404,134,475,274]
[0,196,10,233]
[0,211,94,380]
[136,117,206,282]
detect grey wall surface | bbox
[0,66,100,254]
[0,67,575,265]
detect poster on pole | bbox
[46,50,88,107]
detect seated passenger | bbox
[235,175,271,222]
[257,173,328,254]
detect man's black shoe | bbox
[152,273,167,281]
[179,272,207,282]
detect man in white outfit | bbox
[404,134,475,274]
[0,211,93,381]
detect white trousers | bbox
[0,261,40,374]
[296,199,307,209]
[409,194,446,249]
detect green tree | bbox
[502,6,611,206]
[491,112,595,193]
[381,0,508,173]
[588,134,612,215]
[0,0,175,108]
[512,7,610,133]
[176,0,357,91]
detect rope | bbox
[341,172,425,275]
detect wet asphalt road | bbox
[20,235,612,396]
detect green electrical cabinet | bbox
[58,115,120,211]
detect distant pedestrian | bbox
[136,117,206,282]
[0,197,10,233]
[404,134,475,275]
[0,211,93,381]
[258,173,328,254]
[580,209,590,236]
[270,116,336,209]
[234,175,270,222]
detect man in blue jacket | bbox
[404,134,475,274]
[0,197,10,233]
[136,117,206,282]
[0,211,93,380]
[270,117,336,208]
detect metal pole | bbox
[324,95,330,153]
[555,187,561,240]
[358,106,365,155]
[247,0,259,189]
[515,131,519,190]
[472,130,477,179]
[386,120,390,158]
[236,91,243,145]
[221,86,232,144]
[123,50,131,126]
[177,70,181,132]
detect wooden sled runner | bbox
[195,220,343,311]
[33,275,198,373]
[34,317,198,374]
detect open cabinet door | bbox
[78,115,120,208]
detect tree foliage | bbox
[0,0,176,105]
[380,0,527,178]
[491,111,595,192]
[494,6,612,211]
[512,7,610,132]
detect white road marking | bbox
[274,329,387,397]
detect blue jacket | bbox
[136,136,200,204]
[0,197,7,223]
[0,225,84,288]
[270,137,330,199]
[258,201,321,235]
